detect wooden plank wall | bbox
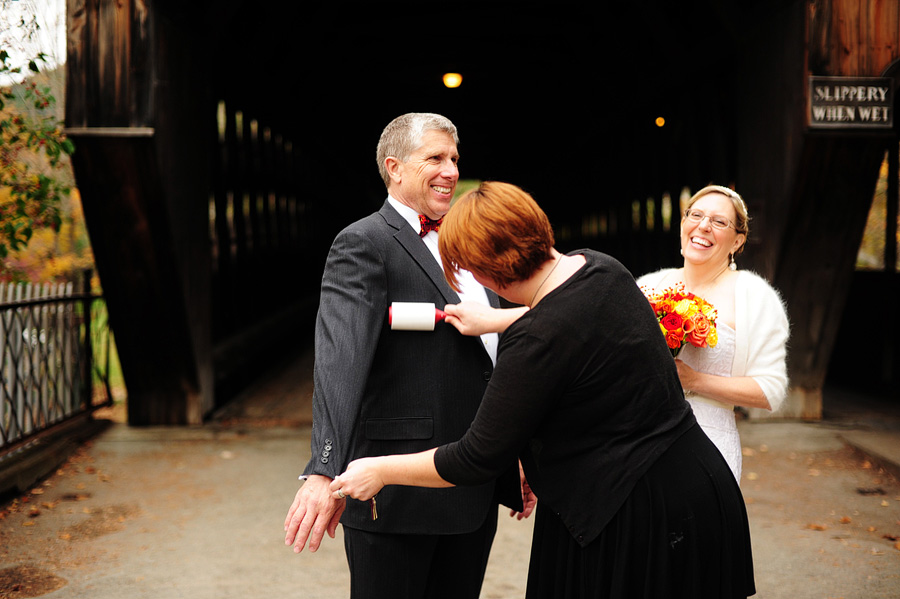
[770,0,900,417]
[66,0,210,424]
[809,0,900,77]
[66,0,153,127]
[209,100,322,397]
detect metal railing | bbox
[0,272,113,457]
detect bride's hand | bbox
[674,359,700,393]
[330,458,385,502]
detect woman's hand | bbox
[674,358,700,393]
[444,302,528,336]
[675,358,772,409]
[330,458,386,502]
[510,461,537,520]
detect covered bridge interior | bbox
[64,1,899,424]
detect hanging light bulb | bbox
[443,73,463,88]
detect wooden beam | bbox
[68,135,202,425]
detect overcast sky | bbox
[0,0,66,85]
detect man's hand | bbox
[284,474,345,553]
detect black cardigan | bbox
[435,250,695,547]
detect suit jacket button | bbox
[483,372,491,381]
[322,451,330,458]
[325,439,333,445]
[325,445,332,451]
[321,457,329,464]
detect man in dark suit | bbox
[283,113,527,598]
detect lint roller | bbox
[389,302,447,331]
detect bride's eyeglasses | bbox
[683,209,735,230]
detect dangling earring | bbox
[680,248,684,256]
[729,253,737,271]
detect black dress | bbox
[434,250,755,598]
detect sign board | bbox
[808,76,893,130]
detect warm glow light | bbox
[655,116,666,127]
[443,73,463,88]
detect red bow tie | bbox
[418,214,443,237]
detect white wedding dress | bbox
[678,324,743,482]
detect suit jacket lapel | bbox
[485,289,501,309]
[379,202,461,305]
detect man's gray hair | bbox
[376,113,459,187]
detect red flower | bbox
[640,283,718,358]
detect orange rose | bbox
[686,313,711,348]
[668,332,686,349]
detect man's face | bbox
[389,130,459,220]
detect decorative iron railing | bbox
[0,274,113,457]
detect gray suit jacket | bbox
[303,201,520,534]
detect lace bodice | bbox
[679,323,735,379]
[678,323,742,481]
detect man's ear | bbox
[385,157,403,184]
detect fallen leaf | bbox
[857,487,886,496]
[840,516,852,524]
[30,488,44,495]
[58,533,71,540]
[22,521,35,527]
[759,444,768,453]
[742,447,756,457]
[807,523,828,531]
[862,460,872,469]
[895,541,900,552]
[882,534,898,541]
[808,469,821,477]
[746,472,759,481]
[881,500,890,507]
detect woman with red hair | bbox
[331,181,756,598]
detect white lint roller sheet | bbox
[389,302,447,331]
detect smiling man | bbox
[283,113,525,599]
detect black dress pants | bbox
[342,506,498,599]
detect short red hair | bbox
[439,181,554,291]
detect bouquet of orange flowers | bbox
[641,283,718,358]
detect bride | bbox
[637,185,789,481]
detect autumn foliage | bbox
[0,50,91,282]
